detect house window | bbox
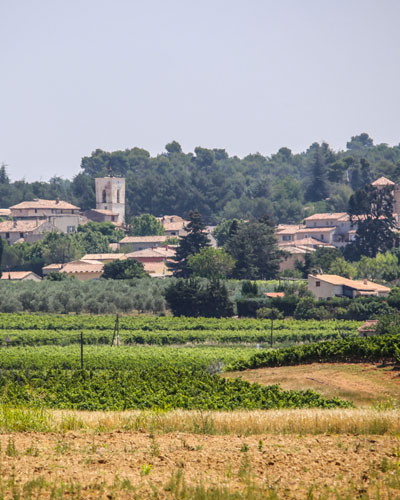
[102,189,107,203]
[5,232,9,239]
[35,209,37,214]
[316,281,321,287]
[320,234,324,240]
[117,189,120,203]
[67,226,76,233]
[19,232,24,238]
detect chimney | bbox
[55,198,59,204]
[363,279,368,285]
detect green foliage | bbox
[355,252,399,282]
[188,247,235,279]
[165,279,234,318]
[77,222,124,244]
[226,216,281,280]
[0,367,350,410]
[329,258,357,278]
[347,185,398,259]
[168,210,210,277]
[129,214,165,236]
[213,219,242,247]
[102,259,148,280]
[241,281,259,297]
[305,143,330,202]
[230,334,400,371]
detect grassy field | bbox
[225,362,400,407]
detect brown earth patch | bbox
[1,432,400,499]
[225,363,400,406]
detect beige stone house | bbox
[308,274,390,299]
[10,199,80,219]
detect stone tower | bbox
[95,176,125,223]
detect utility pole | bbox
[80,332,84,369]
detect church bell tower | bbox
[95,174,125,223]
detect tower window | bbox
[117,189,120,203]
[102,189,107,203]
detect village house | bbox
[0,220,55,245]
[157,215,188,237]
[1,271,41,281]
[119,235,169,252]
[44,260,105,281]
[10,199,80,220]
[308,274,390,299]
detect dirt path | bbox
[225,363,400,406]
[1,432,399,499]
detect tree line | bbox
[2,133,400,225]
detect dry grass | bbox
[3,406,400,435]
[225,362,400,407]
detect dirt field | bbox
[1,430,400,499]
[225,363,400,406]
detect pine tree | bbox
[305,145,329,202]
[168,209,210,277]
[226,216,281,279]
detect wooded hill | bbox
[2,133,400,225]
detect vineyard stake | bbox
[111,313,119,346]
[80,332,84,370]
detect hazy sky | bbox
[1,0,400,181]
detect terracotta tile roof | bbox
[280,245,315,254]
[0,220,45,232]
[304,212,349,222]
[10,199,80,210]
[371,176,395,186]
[1,271,40,280]
[279,237,332,247]
[310,274,390,292]
[265,292,285,298]
[62,261,104,274]
[164,222,186,231]
[126,247,176,259]
[296,227,336,234]
[82,253,126,261]
[157,215,185,224]
[119,235,169,244]
[90,209,118,216]
[276,224,305,235]
[42,264,64,271]
[0,209,11,217]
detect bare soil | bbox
[225,363,400,406]
[1,431,400,499]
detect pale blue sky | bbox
[1,0,400,181]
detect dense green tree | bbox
[346,133,374,150]
[187,247,235,279]
[226,216,281,280]
[347,185,398,258]
[129,214,165,236]
[164,278,233,317]
[102,259,147,279]
[165,141,182,154]
[305,144,329,202]
[168,210,210,277]
[213,219,241,247]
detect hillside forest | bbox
[2,133,400,225]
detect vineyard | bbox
[0,314,360,347]
[0,314,362,411]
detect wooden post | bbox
[270,320,273,348]
[80,332,84,370]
